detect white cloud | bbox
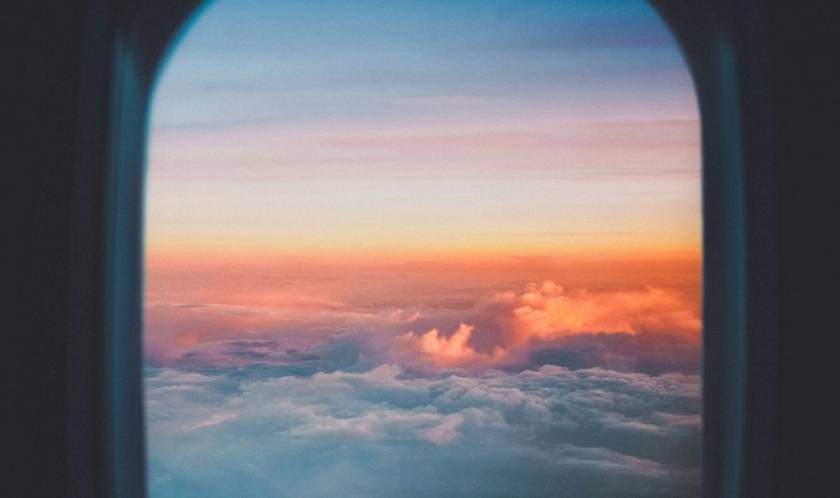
[146,364,700,498]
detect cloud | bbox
[146,280,700,374]
[143,299,374,367]
[526,332,701,374]
[397,323,505,367]
[480,280,700,342]
[146,364,700,498]
[395,281,700,372]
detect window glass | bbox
[145,1,701,496]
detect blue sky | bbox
[152,0,693,130]
[146,0,699,257]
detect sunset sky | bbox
[147,0,699,260]
[144,1,701,497]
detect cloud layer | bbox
[147,280,700,375]
[146,364,700,498]
[145,276,701,496]
[398,281,700,370]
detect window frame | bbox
[73,1,780,496]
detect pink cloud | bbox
[399,324,505,367]
[395,281,700,369]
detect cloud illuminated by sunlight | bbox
[400,324,505,366]
[397,281,699,368]
[507,281,701,340]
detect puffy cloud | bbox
[466,280,700,349]
[146,364,700,498]
[146,280,700,374]
[398,323,505,367]
[509,281,700,338]
[394,281,700,371]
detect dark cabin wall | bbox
[3,0,838,496]
[767,3,839,497]
[6,2,110,497]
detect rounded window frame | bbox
[80,1,778,497]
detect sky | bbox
[144,1,701,497]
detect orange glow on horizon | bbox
[144,247,701,369]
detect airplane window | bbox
[144,1,702,496]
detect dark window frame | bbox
[61,1,781,497]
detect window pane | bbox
[145,1,701,497]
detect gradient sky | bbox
[144,2,701,497]
[147,0,699,260]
